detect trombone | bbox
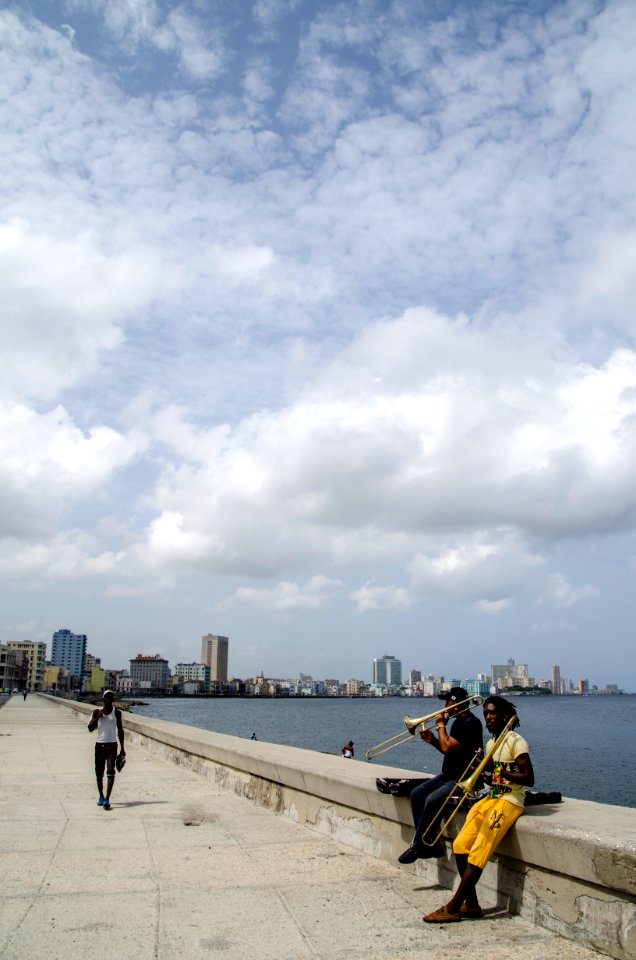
[365,695,484,761]
[421,713,518,847]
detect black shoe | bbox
[420,841,445,859]
[398,843,423,864]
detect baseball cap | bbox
[437,686,468,703]
[103,690,115,700]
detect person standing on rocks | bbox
[88,690,125,811]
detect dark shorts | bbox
[95,742,117,779]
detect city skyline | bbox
[3,3,636,692]
[12,630,628,694]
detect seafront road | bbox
[0,695,601,960]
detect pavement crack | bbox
[273,887,320,957]
[142,817,162,959]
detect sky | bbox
[2,0,636,690]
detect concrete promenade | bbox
[0,696,602,960]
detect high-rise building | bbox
[8,641,47,690]
[372,655,402,687]
[129,654,170,690]
[201,634,229,682]
[551,664,561,695]
[51,629,86,681]
[490,658,533,689]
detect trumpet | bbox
[420,713,518,847]
[365,695,484,761]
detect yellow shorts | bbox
[452,796,524,870]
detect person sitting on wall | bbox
[398,687,483,863]
[423,695,534,923]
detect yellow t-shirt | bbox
[486,730,530,808]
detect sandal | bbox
[460,904,483,919]
[423,905,462,923]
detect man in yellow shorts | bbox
[423,695,534,923]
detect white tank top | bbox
[96,709,118,744]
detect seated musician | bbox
[398,687,483,864]
[423,695,534,923]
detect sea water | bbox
[131,694,636,808]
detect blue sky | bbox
[2,0,636,689]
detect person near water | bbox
[341,740,355,758]
[423,695,534,923]
[87,690,125,811]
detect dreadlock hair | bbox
[483,695,520,729]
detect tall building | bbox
[551,664,561,695]
[8,641,47,690]
[129,654,170,690]
[201,634,229,682]
[490,658,533,689]
[51,629,87,681]
[372,655,402,687]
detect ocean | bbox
[131,693,636,808]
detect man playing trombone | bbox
[423,695,534,923]
[398,686,483,864]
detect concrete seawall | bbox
[45,695,636,959]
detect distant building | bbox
[175,662,210,693]
[463,678,490,697]
[490,658,534,689]
[421,675,444,696]
[346,679,366,696]
[85,666,107,693]
[42,665,70,692]
[51,629,86,682]
[8,641,47,690]
[408,669,422,687]
[551,664,561,695]
[201,634,229,682]
[84,652,101,675]
[129,654,170,691]
[0,645,20,691]
[372,655,402,687]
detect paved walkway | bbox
[0,695,601,960]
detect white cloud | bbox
[0,530,123,583]
[407,531,543,607]
[540,573,600,609]
[153,8,225,81]
[351,581,410,613]
[0,401,142,537]
[217,575,342,616]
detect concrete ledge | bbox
[43,695,636,959]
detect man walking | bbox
[88,690,125,811]
[398,687,482,863]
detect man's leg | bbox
[95,744,106,802]
[399,776,453,862]
[103,744,117,808]
[423,798,524,922]
[445,856,483,914]
[416,777,457,848]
